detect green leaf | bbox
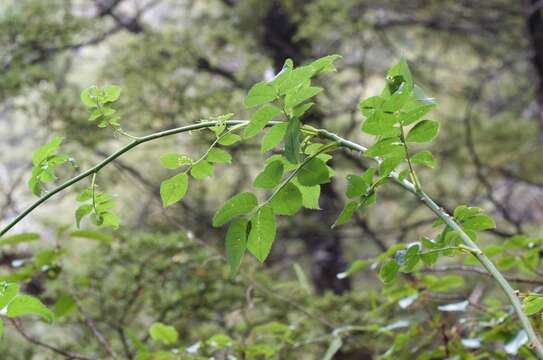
[212,192,258,227]
[32,136,64,166]
[293,181,320,209]
[159,153,192,169]
[253,160,284,189]
[387,57,413,89]
[160,173,189,208]
[218,133,241,146]
[70,230,114,245]
[285,86,322,110]
[332,201,359,228]
[149,323,178,345]
[207,148,232,164]
[379,260,400,284]
[275,66,314,94]
[293,102,314,118]
[406,120,439,143]
[53,294,77,318]
[346,175,367,198]
[524,296,543,316]
[75,204,93,228]
[297,158,330,186]
[411,150,436,168]
[244,82,277,108]
[225,219,248,277]
[270,183,302,215]
[261,123,287,153]
[247,205,276,262]
[7,295,54,322]
[361,112,399,137]
[337,259,371,279]
[453,206,482,221]
[365,138,404,158]
[80,86,98,107]
[102,85,121,103]
[0,283,20,309]
[0,233,40,246]
[309,54,342,74]
[243,105,281,138]
[463,214,496,231]
[190,160,214,180]
[284,117,301,164]
[400,103,436,126]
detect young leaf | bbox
[332,201,359,228]
[160,173,189,208]
[524,296,543,316]
[190,160,214,180]
[243,105,281,138]
[261,123,288,153]
[400,103,436,126]
[0,233,40,246]
[346,175,367,198]
[75,204,93,228]
[361,112,399,137]
[207,148,232,164]
[160,153,192,169]
[244,82,277,108]
[379,260,400,284]
[364,138,404,158]
[297,158,330,186]
[247,205,276,262]
[149,323,178,345]
[284,117,301,164]
[253,160,284,189]
[7,295,54,323]
[270,182,302,215]
[103,85,121,103]
[293,181,321,209]
[218,133,241,146]
[225,219,248,277]
[463,214,496,231]
[32,136,64,166]
[285,86,322,110]
[276,66,314,94]
[405,120,439,143]
[309,54,342,74]
[411,150,436,168]
[0,283,20,309]
[212,192,258,227]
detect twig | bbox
[72,294,119,359]
[8,318,97,360]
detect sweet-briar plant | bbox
[1,56,543,358]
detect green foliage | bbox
[212,192,258,227]
[160,173,188,207]
[247,205,276,262]
[149,323,179,345]
[81,85,122,129]
[75,183,119,229]
[0,282,53,323]
[28,136,70,196]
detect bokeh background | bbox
[2,0,543,359]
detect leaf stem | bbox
[399,124,421,190]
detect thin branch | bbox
[8,318,97,360]
[72,294,119,359]
[2,120,543,356]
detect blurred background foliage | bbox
[2,0,543,358]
